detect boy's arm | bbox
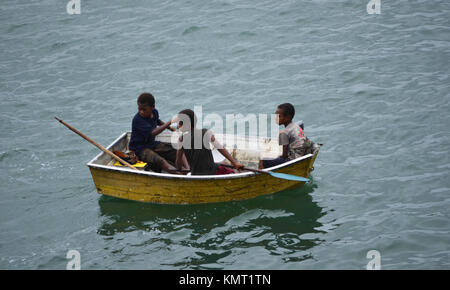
[217,148,244,170]
[152,119,175,136]
[210,132,244,170]
[157,119,175,131]
[154,110,174,134]
[281,144,288,159]
[279,131,289,159]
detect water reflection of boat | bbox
[88,132,320,204]
[97,182,326,267]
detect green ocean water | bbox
[0,0,449,269]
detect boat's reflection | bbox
[97,180,326,266]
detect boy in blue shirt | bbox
[129,93,187,173]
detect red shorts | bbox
[215,165,235,175]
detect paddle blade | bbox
[268,171,309,182]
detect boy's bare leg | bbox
[141,148,181,174]
[181,153,190,170]
[161,160,181,174]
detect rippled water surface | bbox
[1,0,449,269]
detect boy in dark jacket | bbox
[174,109,244,175]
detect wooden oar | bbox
[55,117,138,171]
[219,163,309,182]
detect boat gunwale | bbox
[86,132,315,181]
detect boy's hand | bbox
[232,162,245,171]
[168,126,176,132]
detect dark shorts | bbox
[138,142,177,172]
[261,157,288,169]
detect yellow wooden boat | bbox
[87,131,320,204]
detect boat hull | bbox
[87,132,320,204]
